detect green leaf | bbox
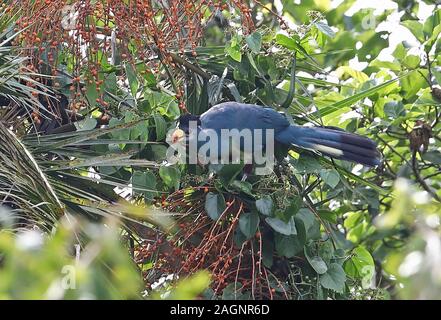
[423,9,441,37]
[318,240,335,265]
[132,170,157,201]
[205,192,226,221]
[400,70,429,100]
[275,33,309,58]
[295,154,322,173]
[320,169,340,188]
[275,234,302,258]
[239,212,260,239]
[435,36,441,54]
[422,150,441,165]
[314,21,336,38]
[246,32,262,54]
[401,20,425,43]
[393,42,406,60]
[344,246,374,280]
[297,208,321,240]
[262,235,274,268]
[403,55,421,69]
[153,114,166,141]
[125,63,139,97]
[159,166,180,190]
[384,101,405,119]
[320,263,346,293]
[134,120,149,141]
[109,118,130,142]
[255,196,273,216]
[75,117,97,131]
[230,180,253,196]
[226,36,242,62]
[124,110,137,123]
[335,66,369,83]
[104,72,118,92]
[317,210,337,224]
[276,33,296,49]
[331,160,387,195]
[168,270,211,300]
[227,46,241,62]
[233,228,247,248]
[274,218,306,258]
[413,87,438,107]
[86,81,98,106]
[284,196,301,219]
[312,77,401,118]
[425,23,441,51]
[305,242,328,275]
[265,216,297,235]
[369,59,401,72]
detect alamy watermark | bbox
[61,264,76,290]
[166,120,276,175]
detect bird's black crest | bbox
[178,113,201,132]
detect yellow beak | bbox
[171,128,186,144]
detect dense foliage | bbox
[0,0,440,300]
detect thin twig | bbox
[412,150,441,202]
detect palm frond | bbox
[0,121,64,231]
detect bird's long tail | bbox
[275,125,381,166]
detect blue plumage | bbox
[178,102,381,167]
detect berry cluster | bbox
[7,0,256,113]
[137,186,288,299]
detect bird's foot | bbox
[240,164,254,182]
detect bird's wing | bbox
[200,102,290,134]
